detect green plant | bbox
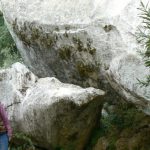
[85,99,150,150]
[59,45,72,60]
[0,14,21,68]
[9,132,35,150]
[137,2,150,86]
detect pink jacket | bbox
[0,103,12,138]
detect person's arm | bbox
[0,103,12,138]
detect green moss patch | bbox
[0,15,21,68]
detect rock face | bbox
[0,0,150,113]
[0,62,37,120]
[0,63,105,149]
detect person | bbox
[0,102,12,150]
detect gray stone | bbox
[0,62,37,122]
[0,0,150,114]
[0,63,105,149]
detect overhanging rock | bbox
[1,0,150,114]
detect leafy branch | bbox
[137,1,150,86]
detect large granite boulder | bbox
[0,0,150,113]
[0,63,105,150]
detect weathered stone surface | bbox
[0,62,37,121]
[107,54,150,114]
[0,0,150,113]
[0,63,105,149]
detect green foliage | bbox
[106,142,116,150]
[85,127,103,150]
[104,103,140,130]
[137,2,150,86]
[86,100,150,150]
[54,147,64,150]
[58,45,72,60]
[9,132,35,150]
[0,14,21,68]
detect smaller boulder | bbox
[0,63,105,150]
[21,77,105,150]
